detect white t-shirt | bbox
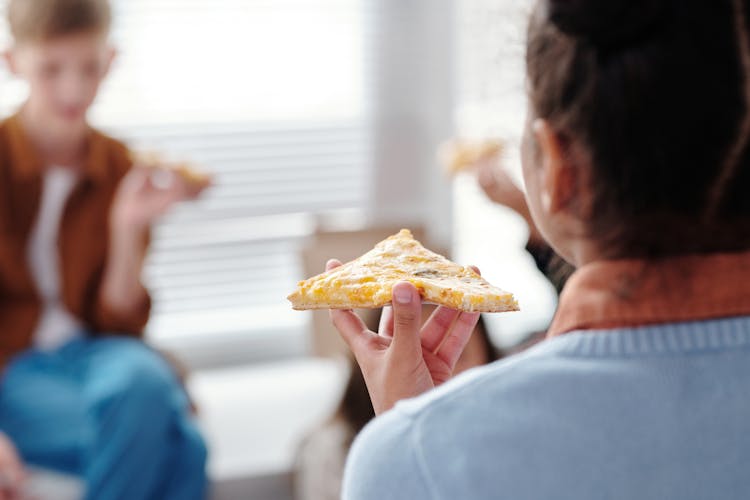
[27,167,83,350]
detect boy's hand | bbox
[102,165,210,319]
[111,166,210,234]
[327,260,482,415]
[0,433,25,500]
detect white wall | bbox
[367,0,456,250]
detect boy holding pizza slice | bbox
[0,0,208,498]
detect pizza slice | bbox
[173,164,212,188]
[438,138,504,176]
[132,151,212,192]
[288,229,519,313]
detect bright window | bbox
[0,0,373,365]
[453,0,557,345]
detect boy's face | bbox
[7,32,114,128]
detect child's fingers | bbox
[326,259,342,272]
[390,282,423,355]
[434,312,481,368]
[379,306,394,338]
[120,166,151,193]
[146,185,185,217]
[420,307,460,353]
[329,308,378,355]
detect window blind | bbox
[0,0,373,362]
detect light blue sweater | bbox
[343,316,750,500]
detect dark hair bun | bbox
[547,0,670,48]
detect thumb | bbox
[390,282,422,353]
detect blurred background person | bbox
[0,0,208,498]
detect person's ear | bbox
[532,119,578,215]
[3,49,19,76]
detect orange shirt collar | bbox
[548,250,750,337]
[6,111,109,183]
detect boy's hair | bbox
[527,0,750,258]
[7,0,111,42]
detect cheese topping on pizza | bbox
[288,229,519,313]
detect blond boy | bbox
[0,1,208,498]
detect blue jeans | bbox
[0,337,208,500]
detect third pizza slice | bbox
[438,138,504,176]
[288,229,519,313]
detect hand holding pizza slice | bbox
[288,229,518,414]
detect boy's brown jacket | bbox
[0,113,150,368]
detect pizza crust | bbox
[288,229,519,313]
